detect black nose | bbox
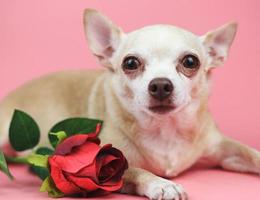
[148,78,174,101]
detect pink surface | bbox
[1,0,260,199]
[1,0,260,147]
[1,165,260,200]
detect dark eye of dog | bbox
[182,55,200,69]
[122,56,141,71]
[178,54,200,77]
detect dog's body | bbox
[1,9,260,200]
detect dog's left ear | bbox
[200,22,237,69]
[83,9,124,70]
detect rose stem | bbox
[5,156,30,164]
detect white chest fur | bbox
[137,117,201,178]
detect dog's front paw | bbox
[144,178,188,200]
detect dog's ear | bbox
[200,22,237,69]
[83,9,124,70]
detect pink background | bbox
[0,1,260,199]
[1,0,260,147]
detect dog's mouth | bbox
[148,105,176,114]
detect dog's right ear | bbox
[83,9,124,70]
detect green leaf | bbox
[0,151,13,179]
[48,131,67,148]
[28,153,49,180]
[27,154,49,168]
[35,147,54,155]
[27,153,49,180]
[40,176,64,198]
[48,118,102,148]
[31,165,49,180]
[30,147,53,180]
[9,109,40,151]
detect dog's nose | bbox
[148,78,173,101]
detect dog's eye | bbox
[122,56,141,71]
[178,54,200,77]
[182,55,200,69]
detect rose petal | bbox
[96,145,128,184]
[67,174,123,192]
[67,175,99,191]
[55,135,99,156]
[91,123,102,137]
[76,151,117,181]
[55,123,102,155]
[51,142,101,173]
[97,156,119,182]
[96,153,118,173]
[49,157,82,194]
[76,160,98,181]
[105,147,128,172]
[96,145,115,176]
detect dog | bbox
[1,9,260,200]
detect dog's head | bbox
[83,9,237,118]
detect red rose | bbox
[48,124,128,196]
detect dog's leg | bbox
[121,167,188,200]
[206,135,260,175]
